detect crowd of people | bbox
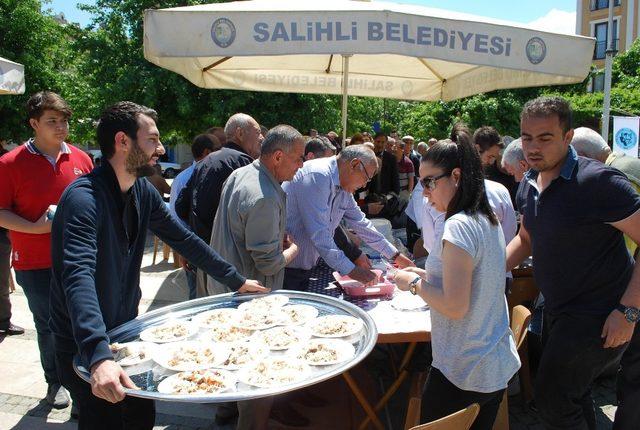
[0,91,639,430]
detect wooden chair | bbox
[506,278,536,405]
[506,277,538,314]
[492,305,532,430]
[404,370,429,429]
[152,236,180,268]
[409,403,480,430]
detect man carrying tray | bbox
[49,101,267,430]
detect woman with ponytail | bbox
[393,124,520,429]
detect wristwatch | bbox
[616,304,640,323]
[408,276,422,296]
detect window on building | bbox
[593,20,619,59]
[591,0,621,11]
[592,73,605,92]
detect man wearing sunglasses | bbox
[282,144,414,291]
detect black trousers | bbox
[614,321,640,429]
[55,351,155,430]
[535,312,629,430]
[283,267,311,291]
[421,367,505,430]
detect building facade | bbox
[576,0,639,90]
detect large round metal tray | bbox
[73,291,377,402]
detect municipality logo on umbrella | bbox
[526,37,547,65]
[211,18,236,48]
[616,128,638,150]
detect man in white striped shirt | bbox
[282,145,414,290]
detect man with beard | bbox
[0,91,93,410]
[49,102,267,429]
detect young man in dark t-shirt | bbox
[507,97,640,429]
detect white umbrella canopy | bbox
[144,0,595,137]
[0,56,25,95]
[144,0,594,101]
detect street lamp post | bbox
[601,0,616,141]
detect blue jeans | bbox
[15,268,59,384]
[185,267,197,300]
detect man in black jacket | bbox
[369,132,400,196]
[50,102,266,430]
[175,113,262,243]
[175,113,263,297]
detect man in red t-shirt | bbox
[0,91,93,409]
[395,140,415,192]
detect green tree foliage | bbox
[72,0,345,141]
[0,0,82,141]
[2,1,640,146]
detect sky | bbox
[46,0,578,34]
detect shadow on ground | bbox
[10,399,75,430]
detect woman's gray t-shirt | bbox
[425,211,520,392]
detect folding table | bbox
[308,261,431,430]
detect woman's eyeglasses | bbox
[420,173,448,191]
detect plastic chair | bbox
[409,403,480,430]
[492,305,532,430]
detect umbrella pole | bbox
[341,55,351,147]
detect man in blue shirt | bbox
[507,97,640,430]
[50,102,266,430]
[282,144,413,290]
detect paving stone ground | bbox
[0,234,618,429]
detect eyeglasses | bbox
[420,172,449,191]
[357,159,373,184]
